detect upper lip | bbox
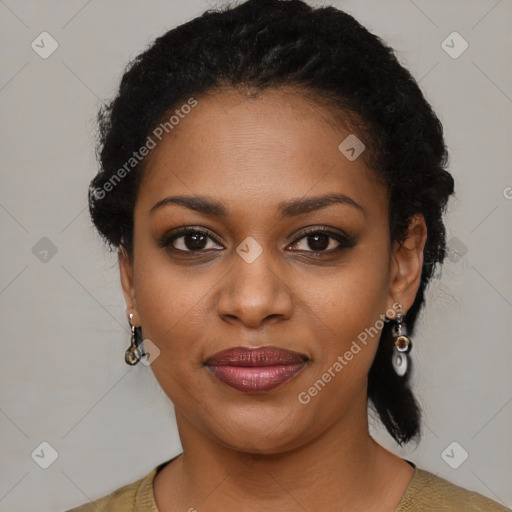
[204,346,310,366]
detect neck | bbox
[154,393,412,512]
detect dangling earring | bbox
[125,312,143,366]
[391,303,412,377]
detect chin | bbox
[205,404,313,454]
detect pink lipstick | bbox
[204,346,309,393]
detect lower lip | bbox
[206,363,306,392]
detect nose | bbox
[216,247,294,329]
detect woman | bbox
[67,0,510,510]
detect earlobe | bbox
[387,214,428,314]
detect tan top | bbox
[66,456,511,511]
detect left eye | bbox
[288,230,353,253]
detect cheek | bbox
[301,262,389,382]
[132,261,194,357]
[305,259,389,338]
[133,238,206,329]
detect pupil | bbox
[186,233,206,250]
[308,234,329,251]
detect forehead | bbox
[136,87,387,220]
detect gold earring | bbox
[125,313,142,366]
[391,303,412,377]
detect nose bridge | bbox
[217,236,293,326]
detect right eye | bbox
[158,227,224,253]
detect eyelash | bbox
[158,226,357,257]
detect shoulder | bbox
[64,466,159,512]
[396,466,511,511]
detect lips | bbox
[204,346,309,393]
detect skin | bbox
[119,86,427,512]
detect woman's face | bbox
[119,87,425,453]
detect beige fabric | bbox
[66,457,511,512]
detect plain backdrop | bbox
[0,0,511,510]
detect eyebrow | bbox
[150,193,365,218]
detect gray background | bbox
[0,0,511,510]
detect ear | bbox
[118,243,141,326]
[387,213,428,317]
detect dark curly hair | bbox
[88,0,455,446]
